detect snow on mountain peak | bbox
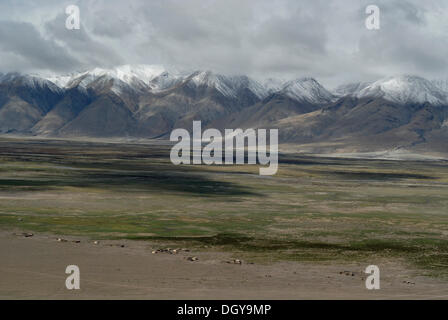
[281,77,334,104]
[105,64,168,84]
[190,70,219,86]
[188,71,237,97]
[333,81,371,97]
[234,75,268,99]
[1,72,62,93]
[188,71,268,99]
[44,65,172,92]
[9,67,448,107]
[432,79,448,93]
[262,78,286,95]
[357,75,448,105]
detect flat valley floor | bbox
[0,137,448,299]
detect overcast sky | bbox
[0,0,447,88]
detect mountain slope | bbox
[58,93,137,138]
[31,87,92,136]
[0,73,63,133]
[275,94,448,153]
[210,77,334,130]
[133,71,268,137]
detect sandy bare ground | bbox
[0,231,447,300]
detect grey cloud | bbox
[249,8,327,55]
[44,13,124,69]
[0,0,448,87]
[0,20,79,72]
[89,3,136,38]
[354,0,448,80]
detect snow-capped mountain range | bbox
[1,65,444,107]
[41,65,289,101]
[1,65,448,155]
[45,65,182,95]
[356,75,448,106]
[46,65,168,88]
[33,65,448,106]
[335,75,448,105]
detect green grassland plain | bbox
[0,137,448,278]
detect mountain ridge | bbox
[1,66,447,156]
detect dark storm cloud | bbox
[0,0,447,86]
